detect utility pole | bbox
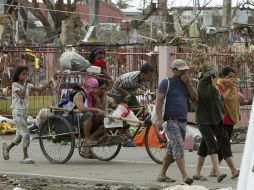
[158,0,175,35]
[158,0,167,33]
[222,0,232,27]
[14,1,20,44]
[89,0,99,26]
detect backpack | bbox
[58,85,84,108]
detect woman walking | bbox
[217,67,244,142]
[193,66,241,181]
[194,63,239,182]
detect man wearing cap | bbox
[155,59,198,184]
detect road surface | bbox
[0,135,243,189]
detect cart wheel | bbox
[91,144,121,161]
[88,134,122,161]
[39,115,75,164]
[145,124,167,164]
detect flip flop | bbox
[79,151,92,159]
[193,175,207,181]
[184,177,194,185]
[79,149,96,159]
[83,140,98,147]
[2,143,9,160]
[20,158,35,164]
[231,170,240,179]
[217,174,227,182]
[157,176,176,183]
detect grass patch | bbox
[0,96,58,117]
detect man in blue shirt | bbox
[155,59,198,184]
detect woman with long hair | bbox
[3,66,52,164]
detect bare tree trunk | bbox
[21,0,53,36]
[89,0,100,25]
[19,8,28,33]
[55,0,67,33]
[158,0,175,35]
[222,0,232,27]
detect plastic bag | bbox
[60,51,90,71]
[36,108,53,126]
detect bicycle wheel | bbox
[145,124,167,164]
[91,134,122,161]
[39,115,75,164]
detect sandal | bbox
[79,147,96,159]
[157,176,176,183]
[217,173,227,182]
[20,158,35,164]
[2,143,9,160]
[184,177,193,185]
[79,151,96,159]
[231,170,240,179]
[193,175,207,181]
[83,139,98,147]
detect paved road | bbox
[0,135,243,189]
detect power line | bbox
[0,0,214,39]
[0,2,193,25]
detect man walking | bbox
[155,59,198,184]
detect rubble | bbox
[231,127,248,144]
[0,175,167,190]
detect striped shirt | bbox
[112,71,141,96]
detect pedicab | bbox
[35,71,167,164]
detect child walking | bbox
[3,66,52,164]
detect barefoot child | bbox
[3,66,52,164]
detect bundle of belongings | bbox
[217,77,241,124]
[36,108,54,127]
[59,51,101,74]
[58,85,83,109]
[104,103,140,147]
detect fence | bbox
[0,44,158,116]
[1,45,253,127]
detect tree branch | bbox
[42,0,56,23]
[71,0,82,12]
[182,0,213,36]
[67,0,71,11]
[21,0,53,36]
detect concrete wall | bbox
[158,46,176,83]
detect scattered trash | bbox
[0,115,14,123]
[27,116,36,125]
[0,122,16,135]
[36,108,54,126]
